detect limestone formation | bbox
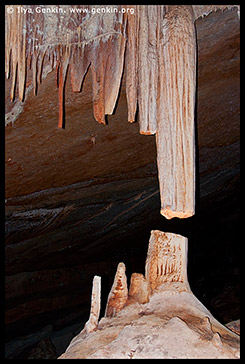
[145,230,190,293]
[128,273,149,304]
[156,5,196,219]
[58,230,240,359]
[105,262,128,317]
[137,5,159,135]
[84,275,101,333]
[6,5,238,220]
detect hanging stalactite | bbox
[156,5,196,219]
[5,5,200,219]
[137,5,159,135]
[5,5,127,127]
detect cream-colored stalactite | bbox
[125,5,138,124]
[156,5,196,219]
[137,5,159,135]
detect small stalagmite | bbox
[84,275,101,333]
[128,273,149,304]
[105,262,128,317]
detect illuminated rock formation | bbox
[145,231,190,293]
[5,7,240,359]
[156,6,196,219]
[58,230,240,359]
[6,5,238,219]
[105,262,128,318]
[84,275,101,333]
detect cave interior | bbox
[5,5,240,359]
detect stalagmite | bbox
[105,262,128,317]
[145,230,190,293]
[84,275,101,333]
[59,230,240,359]
[128,273,149,304]
[156,5,196,219]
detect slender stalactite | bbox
[137,5,159,135]
[125,5,138,123]
[103,34,126,116]
[58,44,71,128]
[17,10,27,102]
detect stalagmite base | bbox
[59,231,240,359]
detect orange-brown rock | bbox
[128,273,149,304]
[105,262,128,317]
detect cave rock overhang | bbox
[5,4,240,219]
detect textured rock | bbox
[156,5,196,219]
[225,319,240,335]
[84,275,101,333]
[59,301,239,359]
[105,262,128,317]
[128,273,149,304]
[145,231,190,293]
[59,231,240,359]
[25,338,58,359]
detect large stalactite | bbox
[5,5,239,219]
